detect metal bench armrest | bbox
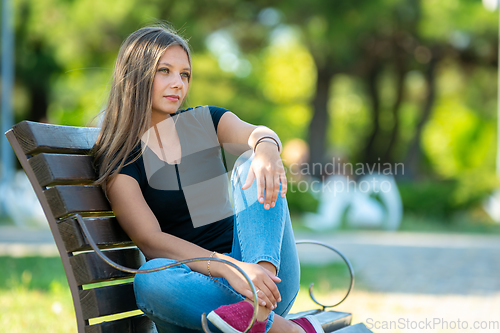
[73,213,258,333]
[296,240,355,310]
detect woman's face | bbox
[151,45,191,122]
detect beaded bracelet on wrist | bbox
[207,251,219,282]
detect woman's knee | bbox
[231,151,288,213]
[231,151,253,187]
[275,259,300,315]
[275,284,299,317]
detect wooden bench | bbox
[5,120,372,333]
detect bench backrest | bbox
[5,121,156,333]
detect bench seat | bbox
[6,120,370,333]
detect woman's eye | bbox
[181,72,191,79]
[158,68,169,73]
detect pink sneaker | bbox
[290,316,325,333]
[207,300,268,333]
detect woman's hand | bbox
[222,261,282,310]
[242,142,287,210]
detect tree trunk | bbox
[384,50,406,162]
[403,46,440,179]
[28,84,49,122]
[308,66,334,178]
[363,60,382,164]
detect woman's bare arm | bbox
[107,174,215,264]
[106,174,281,308]
[216,112,282,155]
[216,112,287,209]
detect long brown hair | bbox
[92,24,191,194]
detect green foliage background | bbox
[8,0,500,227]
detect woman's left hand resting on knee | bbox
[242,139,287,210]
[217,112,287,210]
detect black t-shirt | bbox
[119,106,234,253]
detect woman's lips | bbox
[165,95,179,102]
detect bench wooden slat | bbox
[85,315,155,333]
[45,185,112,219]
[70,248,143,286]
[335,323,372,332]
[8,120,363,333]
[287,309,352,332]
[11,120,99,155]
[318,310,352,332]
[30,153,96,187]
[58,217,133,253]
[80,283,138,320]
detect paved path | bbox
[294,231,500,296]
[0,226,57,257]
[290,231,500,332]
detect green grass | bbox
[0,257,68,290]
[300,262,353,292]
[0,285,76,333]
[298,262,357,310]
[0,256,75,332]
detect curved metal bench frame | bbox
[6,121,355,333]
[77,211,354,333]
[295,240,355,311]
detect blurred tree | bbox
[10,0,499,194]
[12,0,253,124]
[246,0,497,184]
[406,0,497,181]
[14,1,61,122]
[275,0,387,171]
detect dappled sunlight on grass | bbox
[0,284,76,333]
[0,257,67,290]
[0,256,76,332]
[290,288,500,333]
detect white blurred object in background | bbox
[305,174,403,231]
[0,170,47,228]
[304,175,354,230]
[483,190,500,223]
[483,0,498,11]
[482,0,500,223]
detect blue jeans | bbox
[133,153,301,332]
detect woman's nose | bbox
[170,73,184,88]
